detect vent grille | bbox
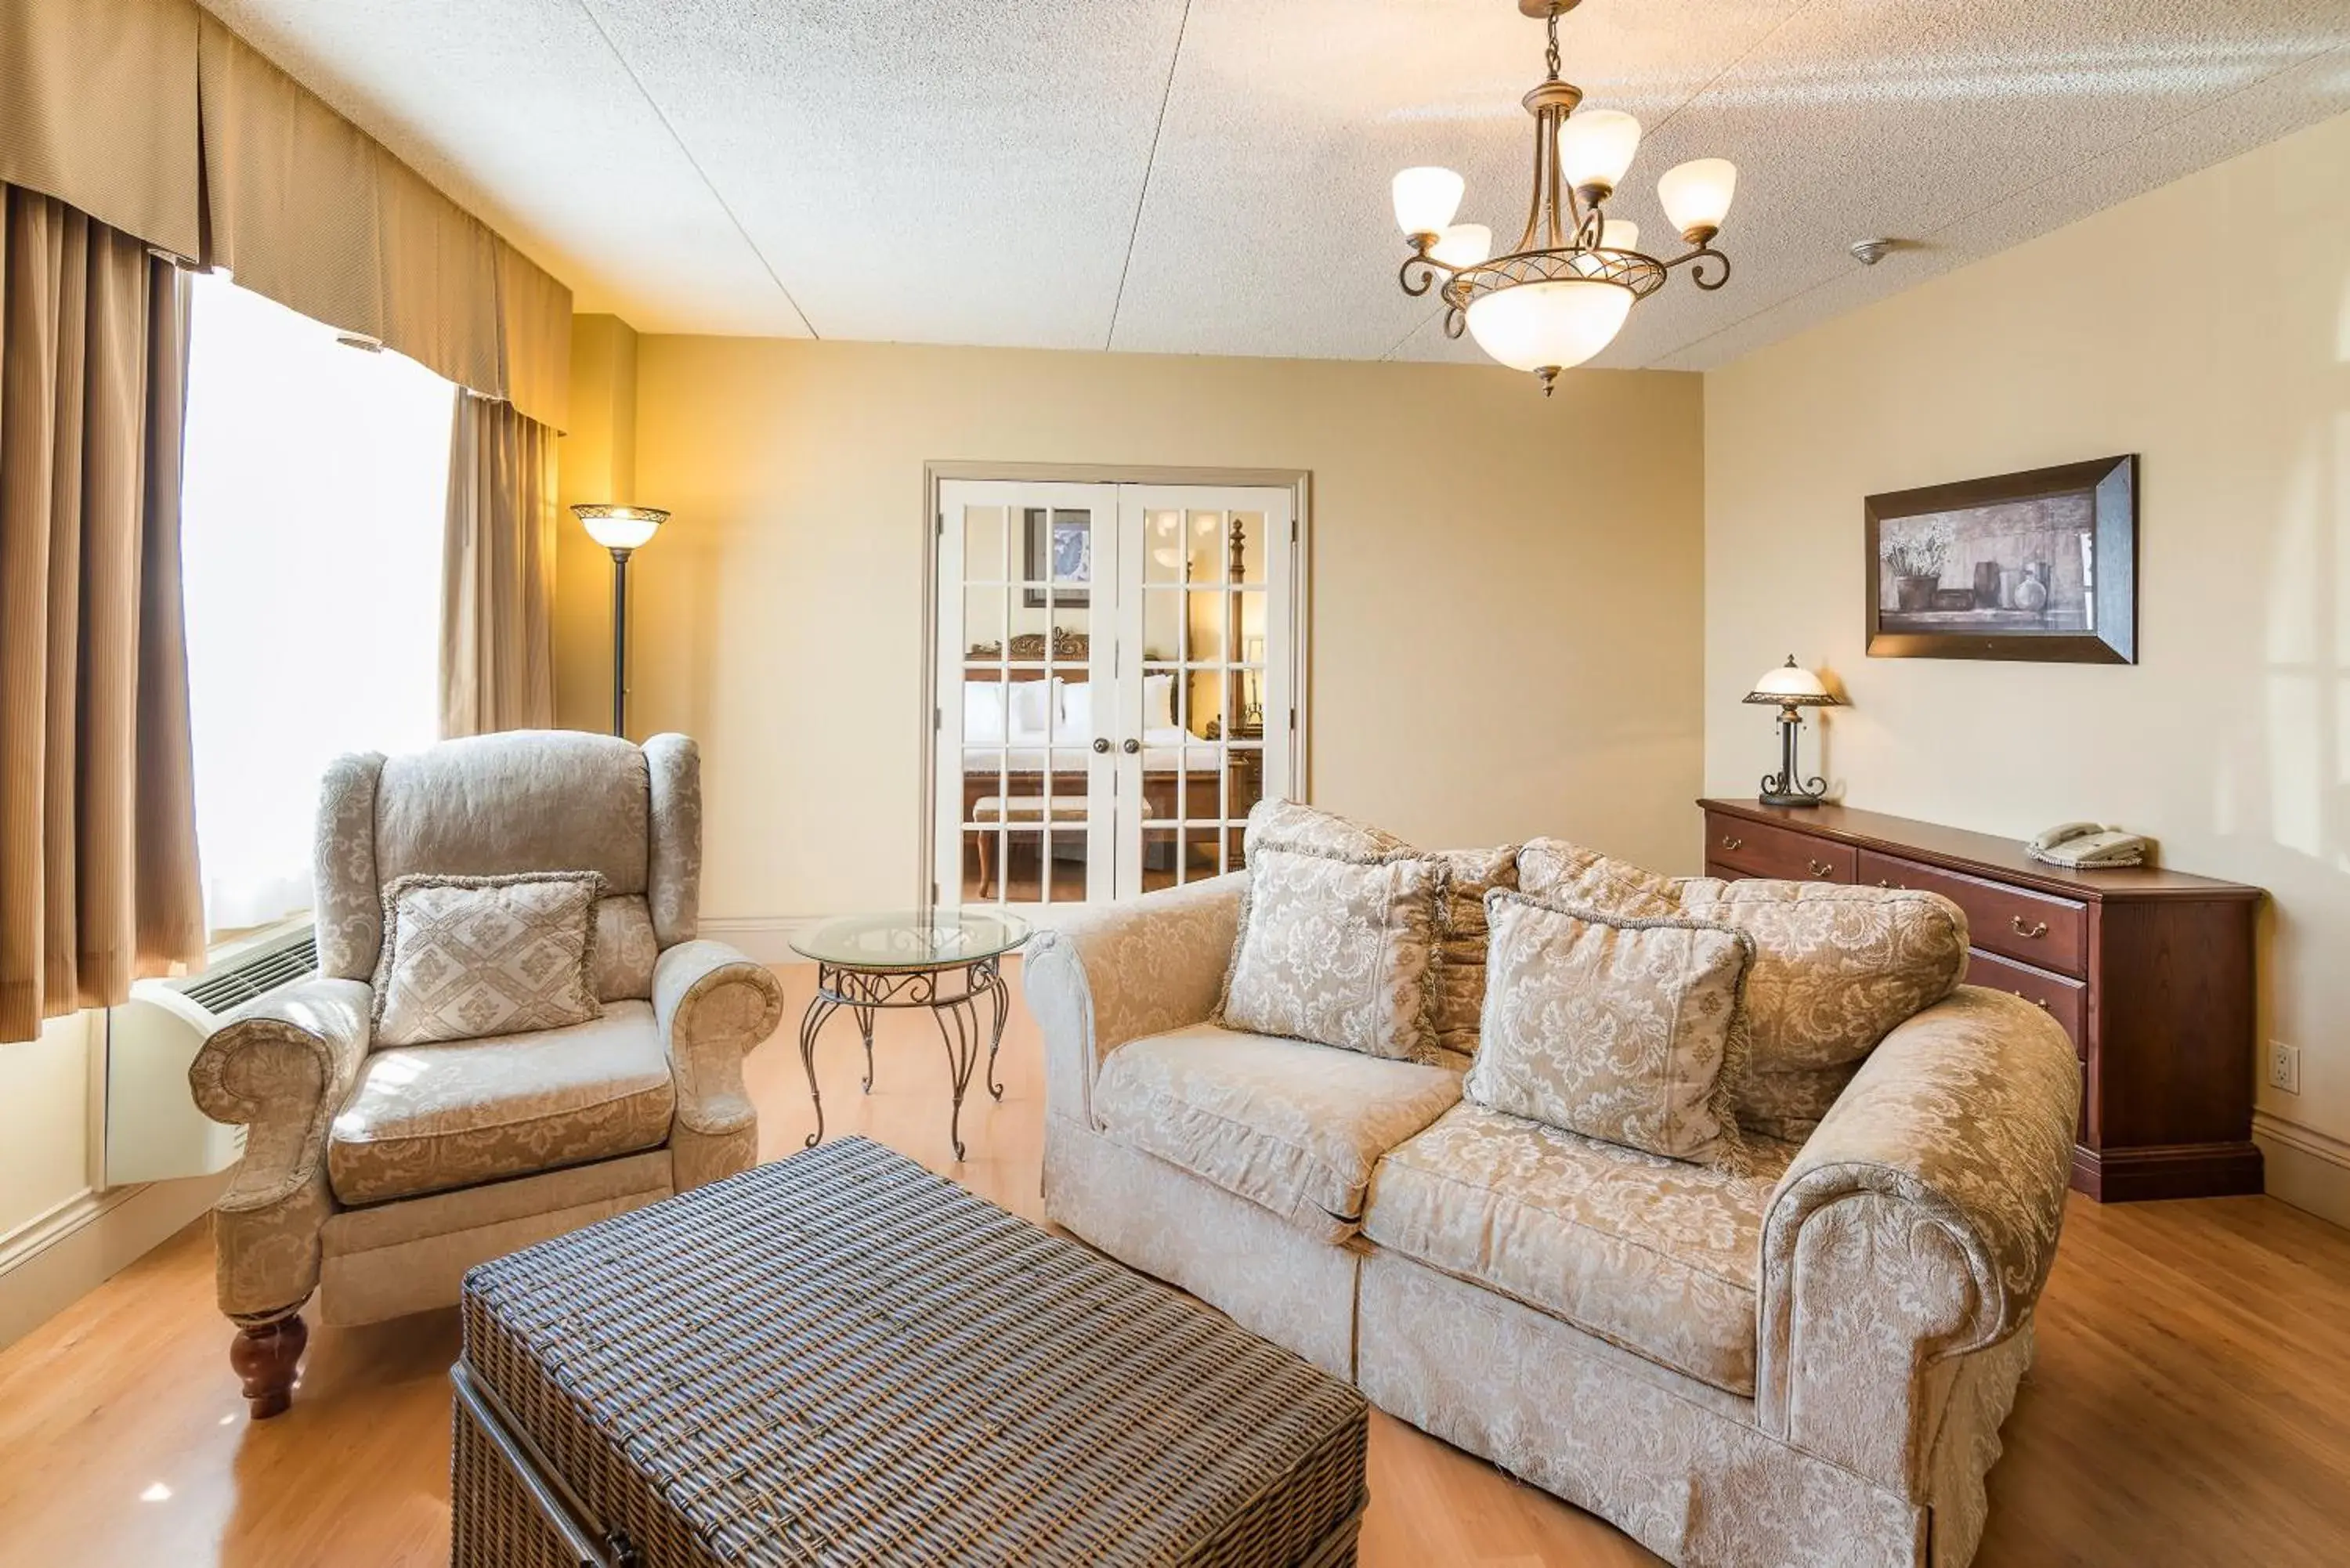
[182,928,320,1014]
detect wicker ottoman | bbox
[452,1137,1368,1566]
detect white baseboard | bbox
[0,1170,230,1352]
[698,916,822,966]
[2254,1110,2350,1232]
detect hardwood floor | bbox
[3,961,2348,1566]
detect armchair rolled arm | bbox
[188,978,373,1214]
[1025,872,1246,1129]
[653,940,783,1166]
[1757,985,2079,1493]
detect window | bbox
[179,274,454,938]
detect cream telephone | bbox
[2026,822,2149,869]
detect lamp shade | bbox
[1430,222,1492,268]
[1742,655,1840,706]
[1464,278,1633,374]
[1391,167,1466,237]
[1558,110,1641,193]
[573,504,668,552]
[1659,157,1738,239]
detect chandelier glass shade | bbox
[1394,0,1737,393]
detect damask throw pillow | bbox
[1218,842,1443,1063]
[1466,889,1753,1169]
[371,871,606,1047]
[1239,800,1517,1065]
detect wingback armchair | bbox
[189,730,783,1417]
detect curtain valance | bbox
[0,0,569,430]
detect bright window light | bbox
[180,274,454,938]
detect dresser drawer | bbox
[1965,947,2086,1057]
[1704,814,1853,883]
[1856,850,2088,977]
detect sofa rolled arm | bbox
[189,978,373,1214]
[1025,872,1246,1129]
[654,939,783,1146]
[1757,985,2079,1493]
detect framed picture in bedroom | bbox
[1865,453,2138,663]
[1021,507,1093,609]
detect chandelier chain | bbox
[1545,9,1561,80]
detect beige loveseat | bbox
[1029,856,2081,1568]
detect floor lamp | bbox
[571,504,668,737]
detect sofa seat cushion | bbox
[1362,1103,1799,1396]
[328,1001,674,1205]
[1093,1024,1462,1242]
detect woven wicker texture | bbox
[454,1137,1368,1566]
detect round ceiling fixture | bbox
[1393,0,1737,395]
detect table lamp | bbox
[1742,656,1842,807]
[571,504,668,737]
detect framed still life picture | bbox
[1865,454,2138,663]
[1021,507,1093,609]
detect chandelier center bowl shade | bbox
[1394,0,1739,393]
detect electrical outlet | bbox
[2268,1039,2301,1096]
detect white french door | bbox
[932,479,1297,913]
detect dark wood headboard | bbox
[966,628,1088,681]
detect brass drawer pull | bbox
[1719,835,1744,851]
[1807,858,1835,878]
[2011,916,2050,939]
[2011,989,2051,1010]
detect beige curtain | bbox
[441,394,558,738]
[0,186,204,1044]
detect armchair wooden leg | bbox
[230,1313,308,1419]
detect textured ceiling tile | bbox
[198,0,2350,363]
[1651,41,2350,370]
[203,0,807,334]
[1112,0,1803,360]
[581,0,1189,348]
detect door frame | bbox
[918,461,1314,911]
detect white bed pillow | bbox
[1059,677,1094,739]
[1143,672,1177,732]
[963,681,1007,742]
[1007,677,1055,739]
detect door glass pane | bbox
[1143,508,1184,583]
[1022,508,1094,602]
[963,504,1010,581]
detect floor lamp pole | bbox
[609,548,631,738]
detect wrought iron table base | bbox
[800,956,1009,1161]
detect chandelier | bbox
[1393,0,1737,394]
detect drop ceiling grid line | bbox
[1654,34,2350,368]
[1634,0,1820,142]
[573,0,819,338]
[1104,0,1196,352]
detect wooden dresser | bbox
[1698,798,2264,1202]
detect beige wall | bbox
[555,339,1707,924]
[554,314,642,735]
[1704,111,2350,1208]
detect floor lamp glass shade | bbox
[573,504,667,553]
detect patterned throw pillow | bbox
[1515,836,1690,917]
[1467,889,1753,1169]
[371,872,606,1047]
[1239,799,1516,1065]
[1218,842,1442,1063]
[1679,880,1969,1142]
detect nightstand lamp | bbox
[1743,656,1842,807]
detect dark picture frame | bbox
[1864,454,2137,663]
[1021,507,1092,609]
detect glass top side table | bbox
[787,909,1030,1161]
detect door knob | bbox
[1091,738,1111,753]
[1122,738,1141,754]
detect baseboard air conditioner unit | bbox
[103,922,319,1187]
